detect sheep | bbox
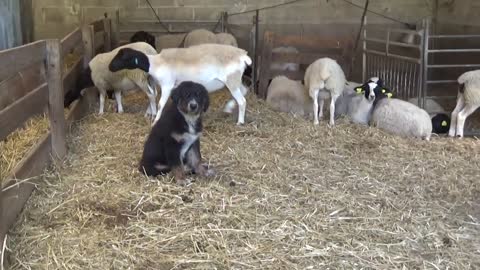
[335,78,394,125]
[266,75,312,117]
[64,42,158,119]
[108,43,252,126]
[130,31,156,50]
[448,70,480,138]
[304,57,347,126]
[408,97,451,134]
[370,98,432,140]
[215,32,238,47]
[334,81,363,118]
[184,29,217,48]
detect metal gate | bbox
[362,17,425,103]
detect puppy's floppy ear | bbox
[171,87,181,105]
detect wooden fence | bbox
[258,31,353,99]
[0,17,112,257]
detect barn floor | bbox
[5,90,480,269]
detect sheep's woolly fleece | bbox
[5,89,480,269]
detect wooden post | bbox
[0,187,4,261]
[45,39,67,160]
[259,31,274,99]
[362,16,367,82]
[81,25,94,68]
[111,9,120,48]
[103,18,112,52]
[253,10,259,94]
[223,12,229,33]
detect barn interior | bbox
[1,0,480,269]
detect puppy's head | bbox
[171,81,210,116]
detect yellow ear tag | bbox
[382,89,386,93]
[387,93,393,98]
[355,87,362,94]
[441,120,447,127]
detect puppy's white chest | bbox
[172,132,200,162]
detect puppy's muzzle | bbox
[188,100,198,112]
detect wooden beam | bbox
[0,64,45,111]
[82,25,94,69]
[20,0,34,44]
[46,39,67,160]
[0,133,52,249]
[103,18,112,52]
[0,40,46,81]
[258,31,274,99]
[61,28,83,56]
[271,51,344,65]
[0,83,48,141]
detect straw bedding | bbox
[4,89,480,269]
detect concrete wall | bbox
[33,0,472,40]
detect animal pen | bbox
[0,17,108,259]
[1,9,480,270]
[362,17,480,134]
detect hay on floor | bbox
[0,116,49,185]
[5,89,480,269]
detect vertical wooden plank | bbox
[20,0,33,44]
[103,18,112,52]
[111,9,120,49]
[253,10,259,94]
[82,25,94,68]
[362,16,367,82]
[46,39,67,160]
[259,31,274,99]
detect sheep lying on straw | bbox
[266,75,312,117]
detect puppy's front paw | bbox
[176,178,192,186]
[205,169,216,177]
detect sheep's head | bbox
[432,113,451,134]
[109,48,150,73]
[355,78,394,102]
[171,81,210,116]
[130,31,156,49]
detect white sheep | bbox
[266,75,312,117]
[64,42,158,119]
[304,57,347,126]
[215,32,238,47]
[109,43,252,126]
[448,69,480,138]
[335,78,393,125]
[334,81,362,118]
[370,98,432,140]
[184,29,217,48]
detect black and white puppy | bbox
[138,81,213,185]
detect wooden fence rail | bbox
[0,17,112,262]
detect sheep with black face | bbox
[138,81,214,186]
[130,31,156,50]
